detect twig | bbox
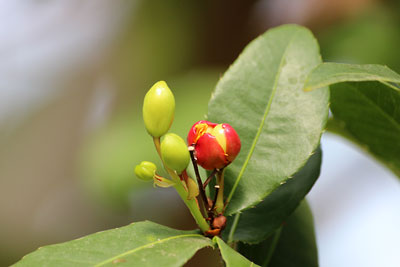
[188,145,209,210]
[210,185,220,212]
[203,169,217,189]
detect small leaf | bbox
[207,24,329,216]
[14,221,213,267]
[304,62,400,91]
[329,81,400,177]
[214,237,260,267]
[238,201,318,267]
[224,147,321,244]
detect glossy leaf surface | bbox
[214,237,260,267]
[207,24,329,215]
[329,82,400,177]
[303,61,400,177]
[14,221,213,267]
[304,62,400,91]
[223,147,321,243]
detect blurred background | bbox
[1,0,400,266]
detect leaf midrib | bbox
[306,72,400,91]
[94,233,205,266]
[225,28,301,210]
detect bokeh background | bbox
[1,0,400,266]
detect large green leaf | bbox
[304,62,400,91]
[223,147,321,244]
[13,221,213,267]
[214,237,260,267]
[207,24,329,215]
[303,62,400,177]
[328,82,400,177]
[238,201,318,267]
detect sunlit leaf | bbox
[14,221,213,267]
[223,148,321,243]
[214,237,260,267]
[304,62,400,91]
[208,24,329,215]
[304,62,400,177]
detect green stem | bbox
[262,227,282,267]
[153,137,210,233]
[153,137,162,158]
[215,169,225,214]
[172,179,211,232]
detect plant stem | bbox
[262,227,282,267]
[153,137,162,158]
[210,185,219,212]
[203,169,217,189]
[172,177,211,232]
[153,137,210,233]
[188,146,209,210]
[215,169,225,214]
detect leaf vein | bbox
[226,28,301,207]
[94,234,204,266]
[306,72,400,91]
[350,84,400,132]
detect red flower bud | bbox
[187,120,241,170]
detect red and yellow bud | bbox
[187,120,241,170]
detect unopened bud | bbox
[143,81,175,137]
[134,161,157,181]
[161,133,190,174]
[187,120,241,170]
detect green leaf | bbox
[207,24,329,215]
[238,201,318,267]
[328,82,400,177]
[302,62,400,177]
[214,237,260,267]
[14,221,213,267]
[304,62,400,91]
[224,147,321,244]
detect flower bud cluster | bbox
[135,81,190,188]
[134,80,241,235]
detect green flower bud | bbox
[134,161,157,181]
[143,81,175,137]
[161,133,190,174]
